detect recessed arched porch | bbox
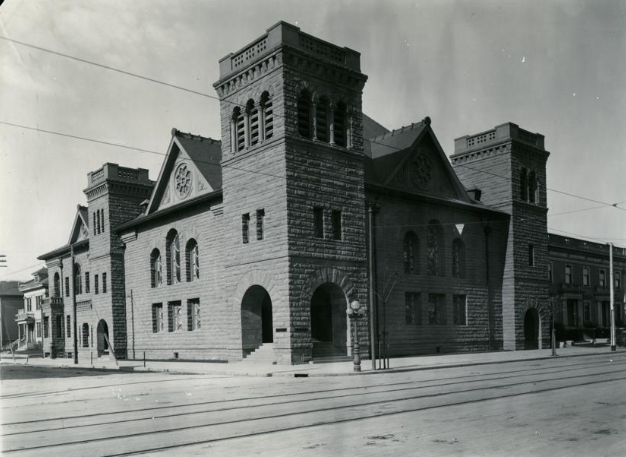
[311,282,349,358]
[241,285,273,357]
[96,319,109,356]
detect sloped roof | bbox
[175,133,223,190]
[363,118,430,185]
[366,120,429,159]
[0,281,23,297]
[362,113,390,139]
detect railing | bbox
[467,130,496,148]
[43,296,64,306]
[15,311,35,322]
[559,283,583,293]
[1,339,19,352]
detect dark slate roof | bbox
[366,120,428,159]
[363,118,429,185]
[176,132,223,190]
[0,281,23,297]
[362,113,390,139]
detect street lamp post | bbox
[347,300,366,372]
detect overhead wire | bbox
[1,35,624,245]
[2,34,624,214]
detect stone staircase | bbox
[242,343,277,364]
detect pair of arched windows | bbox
[231,91,273,152]
[150,230,200,288]
[520,167,539,203]
[297,89,350,148]
[402,221,465,278]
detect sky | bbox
[1,0,625,281]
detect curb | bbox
[2,349,620,378]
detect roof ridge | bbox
[172,128,221,144]
[371,116,431,141]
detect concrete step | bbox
[243,343,276,364]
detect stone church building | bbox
[39,21,603,365]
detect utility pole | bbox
[368,206,378,371]
[70,246,78,365]
[609,243,616,352]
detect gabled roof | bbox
[146,129,222,215]
[363,117,473,205]
[362,113,390,139]
[39,205,90,261]
[68,204,89,245]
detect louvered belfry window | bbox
[298,90,312,138]
[316,97,329,143]
[247,100,259,146]
[261,92,273,140]
[333,102,347,147]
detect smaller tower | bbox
[84,164,153,358]
[451,123,550,350]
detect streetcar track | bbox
[3,356,624,430]
[105,374,624,457]
[2,354,622,409]
[3,366,626,453]
[0,374,231,400]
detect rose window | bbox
[175,164,192,198]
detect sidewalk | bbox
[1,343,621,378]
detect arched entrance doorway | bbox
[524,308,540,350]
[311,283,348,358]
[96,320,109,356]
[241,285,273,356]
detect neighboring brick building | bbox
[37,21,624,364]
[548,234,626,340]
[38,165,153,359]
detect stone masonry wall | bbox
[369,192,508,356]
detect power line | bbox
[0,121,290,182]
[0,36,217,100]
[0,262,46,279]
[3,34,624,214]
[548,205,607,218]
[369,137,626,213]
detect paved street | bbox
[1,353,625,456]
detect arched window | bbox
[297,89,312,138]
[316,96,330,143]
[452,238,465,278]
[166,230,181,285]
[74,263,82,295]
[246,99,259,146]
[186,239,200,282]
[231,107,244,152]
[403,231,419,274]
[427,220,444,276]
[54,272,61,297]
[528,171,537,203]
[150,248,162,288]
[520,167,528,201]
[82,323,90,347]
[260,91,273,140]
[333,102,347,147]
